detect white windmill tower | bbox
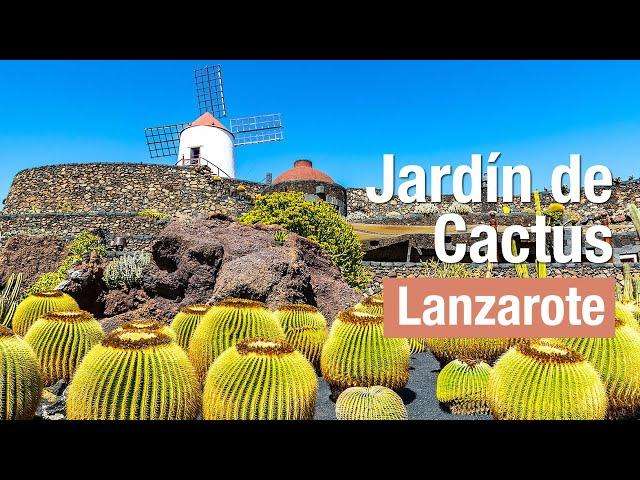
[144,64,284,178]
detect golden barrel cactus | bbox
[335,386,407,420]
[558,318,640,419]
[170,304,210,350]
[203,337,317,420]
[616,302,640,332]
[0,325,43,419]
[12,290,79,336]
[67,329,201,420]
[274,304,327,369]
[425,337,517,366]
[320,308,410,398]
[408,337,429,354]
[436,358,491,415]
[488,340,607,420]
[24,310,103,385]
[114,319,176,341]
[354,294,384,316]
[189,298,285,381]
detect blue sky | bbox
[1,60,640,201]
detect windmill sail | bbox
[194,64,227,119]
[230,113,284,146]
[144,123,190,158]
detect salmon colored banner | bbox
[383,277,615,338]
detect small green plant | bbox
[0,325,43,420]
[24,310,103,385]
[447,202,472,214]
[421,259,483,279]
[103,251,151,289]
[67,329,201,420]
[203,337,317,420]
[0,273,23,328]
[543,202,565,223]
[138,208,171,219]
[335,386,407,420]
[414,203,439,215]
[68,231,106,258]
[436,358,491,415]
[521,206,535,214]
[501,204,511,214]
[240,192,369,289]
[236,185,246,193]
[273,229,288,245]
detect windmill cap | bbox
[273,159,335,185]
[189,112,230,133]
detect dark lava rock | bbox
[59,254,107,316]
[36,379,69,420]
[0,234,67,290]
[126,217,361,324]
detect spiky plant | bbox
[629,203,640,241]
[0,325,43,420]
[353,293,384,316]
[188,298,285,381]
[0,273,23,328]
[488,340,607,420]
[335,386,407,420]
[170,304,211,350]
[203,337,317,420]
[24,310,103,385]
[12,290,80,337]
[425,337,517,366]
[436,358,491,415]
[273,304,327,368]
[616,301,640,332]
[408,337,428,354]
[447,201,472,214]
[557,318,640,419]
[617,266,640,332]
[67,329,201,420]
[114,319,176,341]
[320,308,410,398]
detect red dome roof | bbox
[273,160,335,185]
[190,112,230,132]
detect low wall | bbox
[364,261,638,293]
[0,212,171,250]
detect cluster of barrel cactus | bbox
[12,290,79,336]
[274,304,327,370]
[426,337,517,366]
[171,304,211,350]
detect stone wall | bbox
[0,212,170,250]
[364,261,640,293]
[3,163,263,217]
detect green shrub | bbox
[421,259,483,279]
[273,230,288,245]
[103,252,151,289]
[27,272,67,295]
[240,192,369,288]
[447,202,472,214]
[67,231,106,258]
[138,208,171,219]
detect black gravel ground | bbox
[314,349,493,420]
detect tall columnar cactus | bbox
[629,203,640,241]
[488,340,607,420]
[24,310,103,385]
[353,294,384,316]
[12,290,79,337]
[533,191,547,278]
[188,298,285,381]
[436,358,491,415]
[170,304,211,350]
[321,308,410,398]
[203,337,317,420]
[67,329,201,420]
[274,304,328,369]
[0,325,43,420]
[114,319,176,341]
[557,317,640,419]
[425,337,517,366]
[335,386,408,420]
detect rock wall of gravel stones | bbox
[363,261,639,293]
[0,213,169,250]
[3,162,262,217]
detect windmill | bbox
[144,64,284,178]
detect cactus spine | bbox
[67,330,201,420]
[274,304,328,369]
[0,325,43,419]
[353,294,384,316]
[629,203,640,241]
[321,308,410,398]
[114,319,176,341]
[170,304,210,350]
[557,317,640,419]
[488,340,607,420]
[12,290,79,336]
[335,386,407,420]
[436,358,491,415]
[425,337,517,366]
[188,298,285,381]
[408,337,428,353]
[203,337,317,420]
[24,310,103,385]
